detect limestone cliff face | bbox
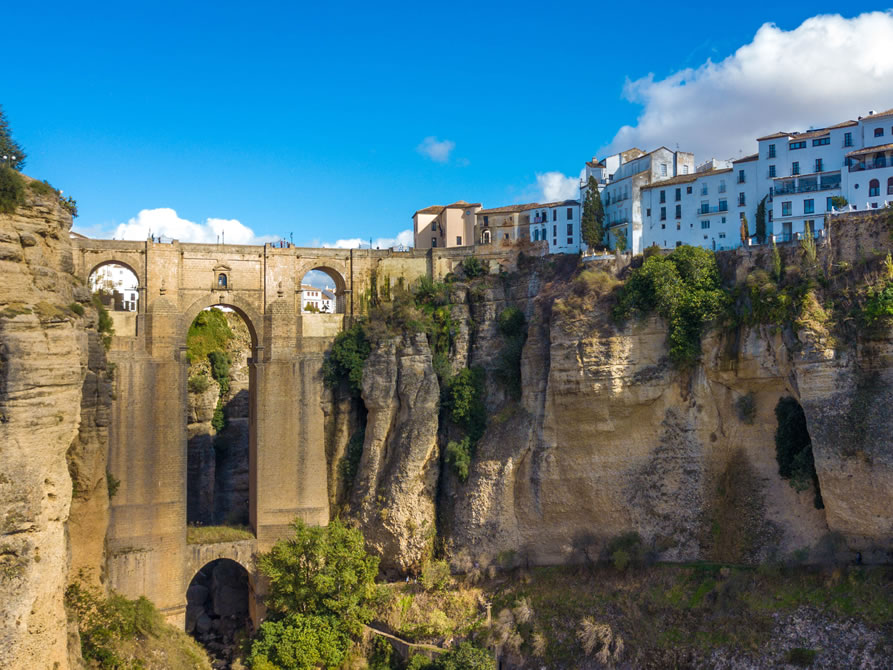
[340,250,892,574]
[0,183,111,669]
[348,333,441,574]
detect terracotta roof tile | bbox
[477,203,539,214]
[732,153,759,163]
[413,205,444,216]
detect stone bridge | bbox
[69,237,512,626]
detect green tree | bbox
[247,613,350,670]
[0,105,26,171]
[614,228,628,253]
[322,322,371,395]
[581,176,605,249]
[755,196,767,243]
[257,519,379,635]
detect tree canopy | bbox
[0,105,26,171]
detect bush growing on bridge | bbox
[186,307,233,363]
[322,322,371,396]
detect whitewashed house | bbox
[301,284,335,313]
[527,200,582,254]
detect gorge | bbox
[1,182,892,668]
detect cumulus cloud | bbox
[319,228,414,249]
[534,170,584,202]
[605,11,893,160]
[110,208,276,244]
[417,136,456,163]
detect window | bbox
[738,193,746,206]
[790,140,806,150]
[661,163,668,176]
[660,206,666,221]
[815,158,823,172]
[701,184,708,195]
[566,208,573,220]
[675,188,681,201]
[431,222,437,231]
[887,177,893,195]
[769,165,776,178]
[804,199,814,214]
[812,137,830,146]
[874,128,884,138]
[826,196,834,211]
[686,186,693,194]
[533,229,538,241]
[553,224,557,236]
[646,208,651,217]
[552,210,557,221]
[701,221,710,229]
[718,180,726,193]
[782,201,792,216]
[700,201,709,214]
[217,273,227,288]
[567,223,573,235]
[661,223,666,229]
[659,190,666,203]
[792,162,800,175]
[456,236,462,245]
[719,199,728,211]
[504,233,509,240]
[768,144,776,158]
[719,232,726,239]
[844,132,853,147]
[483,215,489,226]
[567,237,573,244]
[432,238,437,247]
[676,241,682,247]
[869,179,880,197]
[682,165,689,174]
[675,204,681,219]
[737,169,745,184]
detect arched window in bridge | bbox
[869,179,880,197]
[217,273,228,289]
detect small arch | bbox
[887,177,893,196]
[299,265,347,314]
[869,178,880,197]
[88,261,140,312]
[186,558,251,665]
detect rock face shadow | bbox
[185,558,249,668]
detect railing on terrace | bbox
[698,204,729,215]
[849,159,890,172]
[772,181,841,195]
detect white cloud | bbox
[534,170,584,202]
[319,228,414,250]
[605,11,893,160]
[109,208,275,245]
[417,136,456,163]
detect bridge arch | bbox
[182,293,264,352]
[297,263,348,314]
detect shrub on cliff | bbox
[322,322,371,395]
[0,105,26,170]
[613,245,727,367]
[0,166,25,214]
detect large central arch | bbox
[182,293,264,354]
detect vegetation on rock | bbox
[0,166,25,214]
[322,321,371,395]
[495,306,527,398]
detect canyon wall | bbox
[0,184,111,669]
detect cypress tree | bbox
[581,176,605,250]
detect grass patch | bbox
[186,524,253,544]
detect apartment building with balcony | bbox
[845,108,893,212]
[413,200,481,249]
[640,154,760,251]
[600,147,695,253]
[527,200,582,253]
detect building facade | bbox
[300,284,335,313]
[527,200,582,253]
[413,201,481,249]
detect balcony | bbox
[772,180,840,195]
[849,159,890,172]
[698,204,729,215]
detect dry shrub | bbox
[577,617,624,666]
[490,608,515,646]
[511,597,534,625]
[553,268,620,322]
[531,631,547,658]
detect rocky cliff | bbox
[339,217,893,574]
[0,181,112,669]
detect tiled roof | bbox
[846,143,893,157]
[639,173,698,189]
[756,131,790,141]
[444,200,481,209]
[863,108,893,120]
[733,153,759,163]
[529,200,579,209]
[586,159,606,168]
[789,128,832,141]
[413,205,444,216]
[477,203,539,214]
[829,119,858,129]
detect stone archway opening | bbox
[87,261,140,311]
[300,267,346,314]
[186,306,256,535]
[186,558,250,666]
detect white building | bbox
[89,264,139,311]
[600,147,696,254]
[527,200,582,253]
[301,284,335,313]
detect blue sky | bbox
[3,2,891,247]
